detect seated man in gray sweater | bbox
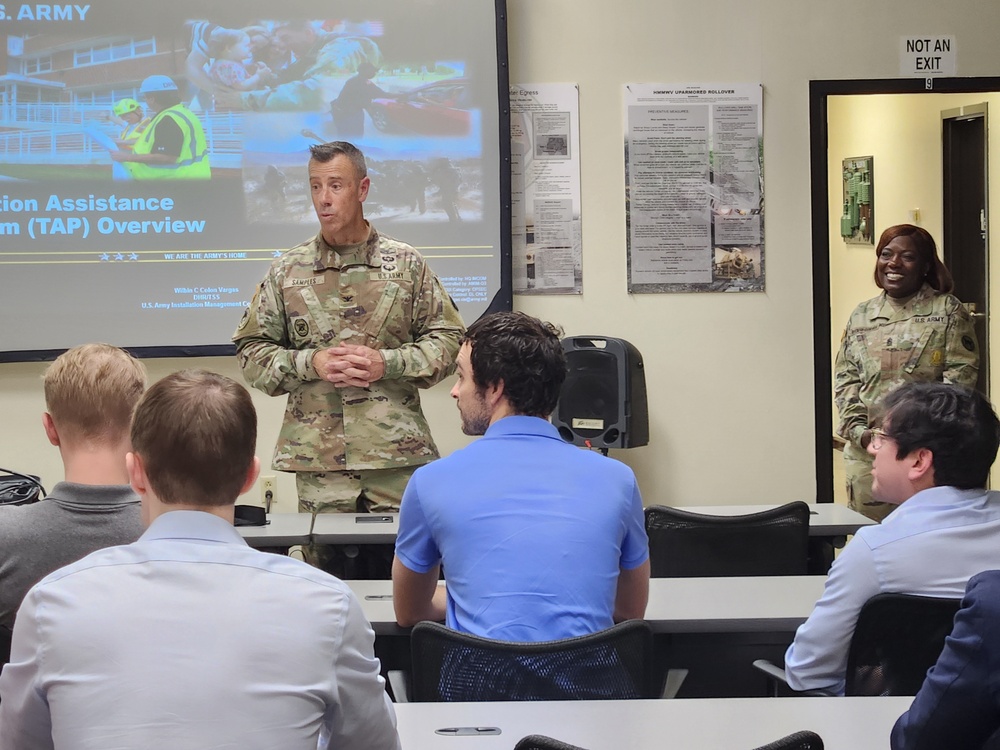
[0,343,147,630]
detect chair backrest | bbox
[514,735,590,750]
[845,592,961,696]
[644,501,811,577]
[0,624,11,666]
[409,619,656,702]
[750,730,824,750]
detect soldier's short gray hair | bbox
[309,141,367,180]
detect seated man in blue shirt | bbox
[392,311,650,641]
[0,369,399,750]
[785,382,1000,694]
[892,569,1000,750]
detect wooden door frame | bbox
[810,77,1000,504]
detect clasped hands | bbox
[313,344,386,388]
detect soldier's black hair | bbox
[308,141,367,180]
[874,224,953,294]
[881,382,999,489]
[463,312,566,419]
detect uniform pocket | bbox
[902,327,935,375]
[362,282,401,345]
[294,285,337,346]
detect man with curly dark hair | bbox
[392,311,649,641]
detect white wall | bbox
[3,0,1000,509]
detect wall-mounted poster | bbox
[624,83,764,293]
[840,156,875,245]
[510,83,582,294]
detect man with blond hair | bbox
[0,370,399,750]
[0,344,146,630]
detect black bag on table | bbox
[0,467,46,506]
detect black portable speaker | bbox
[553,337,648,449]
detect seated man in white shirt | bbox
[784,381,1000,694]
[0,369,399,750]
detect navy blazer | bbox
[892,570,1000,750]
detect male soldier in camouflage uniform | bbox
[835,224,978,522]
[233,140,464,575]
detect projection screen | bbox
[0,0,511,361]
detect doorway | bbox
[811,78,1000,505]
[942,104,990,395]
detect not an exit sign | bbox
[900,36,957,77]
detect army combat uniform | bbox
[233,225,465,519]
[834,284,979,521]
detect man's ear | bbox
[485,379,505,410]
[908,447,936,486]
[239,456,262,496]
[42,413,60,447]
[126,452,148,497]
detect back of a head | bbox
[882,382,1000,489]
[207,28,245,59]
[130,370,256,507]
[463,311,566,418]
[43,343,147,445]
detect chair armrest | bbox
[661,668,688,699]
[387,670,410,703]
[753,658,789,696]
[751,659,837,698]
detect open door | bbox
[810,77,1000,504]
[942,103,990,395]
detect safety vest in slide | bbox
[127,104,210,180]
[119,118,151,148]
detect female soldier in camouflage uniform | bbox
[835,224,979,521]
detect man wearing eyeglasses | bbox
[783,381,1000,694]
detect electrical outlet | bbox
[261,476,276,507]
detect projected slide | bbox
[0,0,508,359]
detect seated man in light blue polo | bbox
[392,311,650,641]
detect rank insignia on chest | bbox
[931,349,943,366]
[293,318,310,337]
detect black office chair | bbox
[404,619,657,702]
[0,624,11,666]
[750,730,824,750]
[754,592,962,697]
[0,623,11,704]
[644,501,810,577]
[514,735,590,750]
